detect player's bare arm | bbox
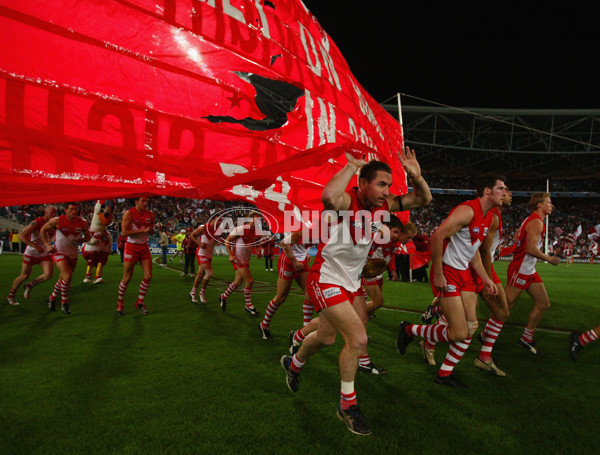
[41,217,60,254]
[281,231,305,271]
[388,146,432,211]
[430,205,474,291]
[471,250,498,296]
[480,213,499,278]
[190,224,206,246]
[321,151,365,211]
[525,219,559,265]
[19,221,44,253]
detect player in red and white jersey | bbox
[397,175,506,388]
[41,202,91,314]
[219,212,265,315]
[116,197,155,316]
[281,147,432,436]
[188,216,222,304]
[258,230,313,340]
[505,192,559,355]
[82,229,112,284]
[7,205,57,305]
[424,189,513,374]
[290,217,417,375]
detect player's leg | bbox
[570,323,600,361]
[432,294,472,387]
[24,260,53,300]
[134,256,153,314]
[239,267,258,315]
[116,250,136,315]
[518,282,550,354]
[260,277,292,338]
[8,261,33,305]
[55,259,74,314]
[476,285,509,375]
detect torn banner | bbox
[0,0,407,230]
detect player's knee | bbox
[245,279,254,287]
[538,300,551,311]
[448,327,468,342]
[467,321,479,338]
[318,333,337,347]
[347,333,368,352]
[496,306,510,322]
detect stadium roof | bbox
[382,104,600,178]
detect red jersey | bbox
[442,198,493,270]
[24,216,56,258]
[510,212,545,275]
[55,215,87,258]
[126,207,155,244]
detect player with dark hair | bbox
[397,175,507,388]
[116,197,155,315]
[281,146,431,436]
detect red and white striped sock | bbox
[221,282,237,300]
[190,286,197,297]
[302,299,313,326]
[579,329,598,346]
[521,328,535,344]
[290,354,304,373]
[408,323,449,342]
[438,337,472,377]
[137,278,151,303]
[60,280,70,305]
[8,288,16,299]
[359,354,371,367]
[118,280,128,305]
[479,318,504,362]
[50,280,62,301]
[243,287,253,308]
[294,328,306,344]
[261,299,280,328]
[340,382,357,410]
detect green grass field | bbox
[1,254,599,454]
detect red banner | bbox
[0,1,407,231]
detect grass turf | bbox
[1,254,598,454]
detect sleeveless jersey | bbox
[126,207,155,244]
[55,215,87,258]
[311,187,390,292]
[232,224,262,264]
[509,212,545,275]
[442,198,493,270]
[197,222,219,259]
[490,207,503,263]
[24,216,55,258]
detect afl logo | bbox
[473,227,480,234]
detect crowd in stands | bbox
[424,174,600,193]
[3,192,600,258]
